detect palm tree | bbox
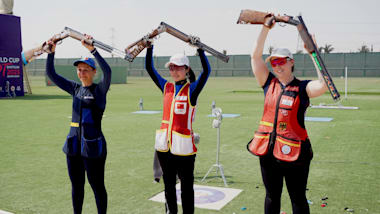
[323,44,334,53]
[358,45,370,53]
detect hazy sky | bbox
[14,0,380,58]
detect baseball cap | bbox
[165,54,189,68]
[265,48,293,63]
[73,57,96,70]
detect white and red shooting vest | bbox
[155,82,197,156]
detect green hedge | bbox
[46,65,127,86]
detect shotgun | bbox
[124,25,166,62]
[237,9,340,101]
[64,27,133,61]
[160,22,229,63]
[296,16,340,101]
[125,22,230,63]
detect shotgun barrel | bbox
[160,22,229,63]
[64,27,133,61]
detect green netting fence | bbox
[26,52,380,85]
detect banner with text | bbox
[0,14,24,98]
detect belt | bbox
[70,122,79,127]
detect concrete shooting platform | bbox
[305,117,334,122]
[132,110,161,114]
[149,184,242,210]
[208,114,241,118]
[0,210,13,214]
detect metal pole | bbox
[110,27,115,58]
[216,124,227,187]
[216,127,220,165]
[201,109,228,187]
[345,66,348,99]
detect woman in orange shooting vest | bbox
[248,14,328,214]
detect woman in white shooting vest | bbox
[145,44,211,214]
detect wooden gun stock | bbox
[124,25,166,62]
[237,9,299,26]
[23,30,70,63]
[64,27,133,61]
[160,22,229,63]
[40,30,70,54]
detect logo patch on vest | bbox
[281,98,293,106]
[176,96,187,101]
[83,96,94,99]
[174,102,187,114]
[280,109,288,116]
[279,122,287,131]
[281,145,291,155]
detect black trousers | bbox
[66,155,107,214]
[156,151,196,214]
[260,155,311,214]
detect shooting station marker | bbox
[305,117,333,122]
[0,210,13,214]
[149,184,242,210]
[132,98,161,114]
[310,104,359,110]
[132,110,161,114]
[208,114,240,118]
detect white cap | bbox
[165,54,189,68]
[265,48,293,63]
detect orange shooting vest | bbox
[248,77,308,162]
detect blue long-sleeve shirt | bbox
[46,49,111,100]
[46,49,112,145]
[145,46,211,106]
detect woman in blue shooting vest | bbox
[248,14,328,214]
[46,35,111,214]
[145,43,211,214]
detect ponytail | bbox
[186,67,196,83]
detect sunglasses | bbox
[270,57,289,67]
[169,64,186,71]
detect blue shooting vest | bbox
[63,84,107,158]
